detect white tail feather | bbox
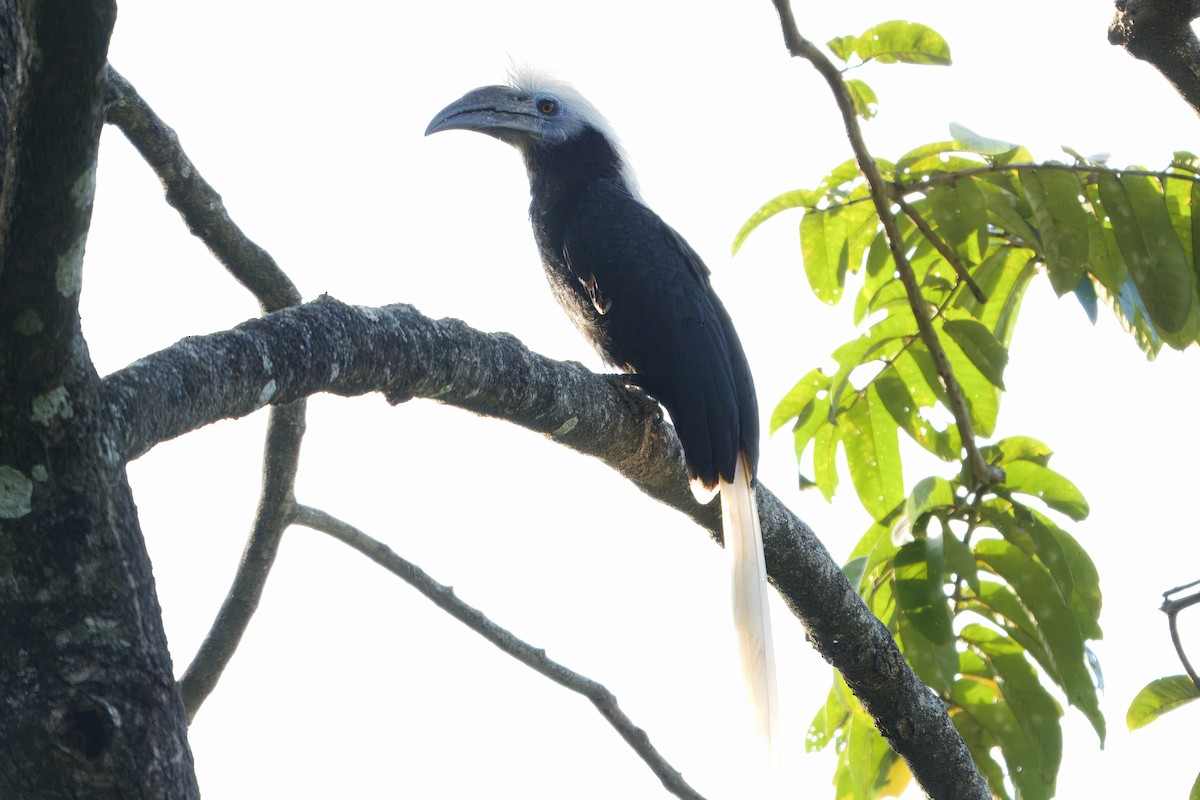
[720,456,780,762]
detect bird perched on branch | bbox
[426,69,779,756]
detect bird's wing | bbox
[564,178,757,486]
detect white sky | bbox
[80,1,1199,797]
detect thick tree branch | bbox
[293,505,707,800]
[1110,0,1200,118]
[102,293,984,798]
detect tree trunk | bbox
[0,1,199,796]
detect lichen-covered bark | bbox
[0,2,199,797]
[102,295,985,798]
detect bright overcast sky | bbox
[83,1,1199,798]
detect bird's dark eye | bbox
[537,98,558,115]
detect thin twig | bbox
[893,195,987,303]
[902,160,1200,195]
[104,65,302,313]
[770,0,1002,493]
[179,401,306,722]
[292,505,707,800]
[1161,581,1200,691]
[107,68,313,723]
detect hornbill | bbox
[426,70,779,754]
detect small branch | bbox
[771,0,1002,494]
[106,69,312,721]
[902,161,1200,195]
[292,506,707,800]
[893,195,987,304]
[1109,0,1200,118]
[104,65,302,313]
[178,401,306,722]
[1161,580,1200,691]
[771,2,992,797]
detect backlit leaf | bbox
[843,384,905,519]
[1097,171,1193,333]
[846,78,878,119]
[927,177,987,265]
[772,368,829,435]
[855,20,952,66]
[943,318,1008,389]
[895,539,953,645]
[732,188,819,255]
[1021,168,1090,296]
[1126,675,1200,730]
[1001,460,1090,521]
[975,539,1105,743]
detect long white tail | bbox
[720,455,780,761]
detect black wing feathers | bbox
[562,178,758,486]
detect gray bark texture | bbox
[0,1,981,796]
[0,1,200,798]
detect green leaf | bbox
[895,140,961,175]
[927,177,987,266]
[874,372,961,460]
[1081,178,1131,294]
[952,676,1054,800]
[813,420,839,502]
[890,347,945,411]
[1126,675,1200,730]
[977,180,1039,248]
[842,556,869,591]
[827,34,858,62]
[1000,460,1090,521]
[962,625,1064,791]
[952,710,1013,800]
[801,207,850,304]
[771,368,829,435]
[982,435,1053,467]
[1021,168,1090,296]
[978,498,1075,605]
[843,384,905,519]
[943,529,980,594]
[906,476,956,530]
[845,78,878,119]
[894,539,953,645]
[836,710,896,799]
[1097,171,1194,333]
[938,330,1001,436]
[898,610,957,694]
[969,581,1056,684]
[975,539,1105,743]
[1042,521,1103,637]
[949,122,1017,156]
[808,679,851,752]
[855,20,952,66]
[732,188,819,255]
[942,318,1008,390]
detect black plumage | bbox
[427,71,779,754]
[525,129,758,488]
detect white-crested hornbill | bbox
[426,70,779,755]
